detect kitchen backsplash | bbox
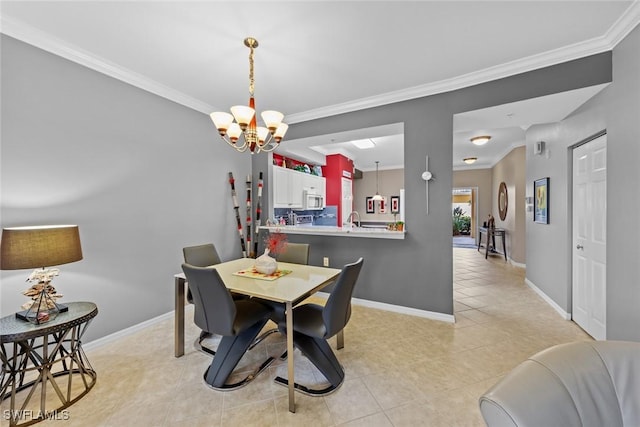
[273,206,338,226]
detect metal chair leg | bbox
[248,327,279,350]
[194,330,216,356]
[205,356,275,391]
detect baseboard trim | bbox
[316,292,455,323]
[83,309,175,352]
[509,259,526,268]
[524,278,571,320]
[85,294,456,351]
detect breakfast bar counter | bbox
[259,225,406,239]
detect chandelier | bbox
[210,37,288,154]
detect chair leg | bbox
[274,331,345,396]
[248,327,280,351]
[204,319,274,390]
[194,330,216,356]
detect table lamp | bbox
[1,225,83,324]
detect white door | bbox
[572,134,607,340]
[341,178,352,226]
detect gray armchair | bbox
[181,263,274,390]
[479,340,640,427]
[275,257,363,395]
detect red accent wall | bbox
[323,154,353,224]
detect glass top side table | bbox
[1,301,98,427]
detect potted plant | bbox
[396,221,404,231]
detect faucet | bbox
[347,211,361,228]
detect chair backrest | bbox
[323,257,363,338]
[181,263,236,336]
[276,243,310,265]
[183,243,222,267]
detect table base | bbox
[1,322,96,427]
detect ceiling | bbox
[2,1,638,171]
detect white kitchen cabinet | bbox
[302,173,326,198]
[272,166,325,208]
[273,166,304,208]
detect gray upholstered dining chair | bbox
[183,243,222,305]
[181,263,275,390]
[276,242,310,265]
[183,243,247,355]
[274,257,363,395]
[183,243,222,268]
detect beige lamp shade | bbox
[0,225,83,270]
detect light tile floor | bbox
[16,248,591,426]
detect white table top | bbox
[176,258,342,304]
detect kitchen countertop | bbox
[259,225,406,239]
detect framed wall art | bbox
[378,196,387,214]
[390,196,400,214]
[534,177,549,224]
[366,196,375,214]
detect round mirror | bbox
[498,182,508,220]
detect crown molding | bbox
[0,16,215,115]
[287,2,640,123]
[2,3,639,122]
[606,0,640,47]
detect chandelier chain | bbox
[249,43,255,96]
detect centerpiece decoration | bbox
[255,231,287,274]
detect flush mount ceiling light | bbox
[210,37,288,154]
[470,135,491,146]
[351,138,376,149]
[463,157,477,164]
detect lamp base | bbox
[15,303,68,324]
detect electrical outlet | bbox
[323,257,329,267]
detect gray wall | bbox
[259,52,613,317]
[0,36,251,341]
[525,25,640,340]
[492,146,526,264]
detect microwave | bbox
[303,191,324,210]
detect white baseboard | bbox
[316,292,455,323]
[84,295,456,352]
[524,278,571,320]
[83,310,175,352]
[509,258,526,268]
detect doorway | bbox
[452,187,477,248]
[572,133,607,340]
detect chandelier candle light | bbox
[210,38,288,154]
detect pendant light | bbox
[372,161,383,201]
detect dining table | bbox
[174,257,341,413]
